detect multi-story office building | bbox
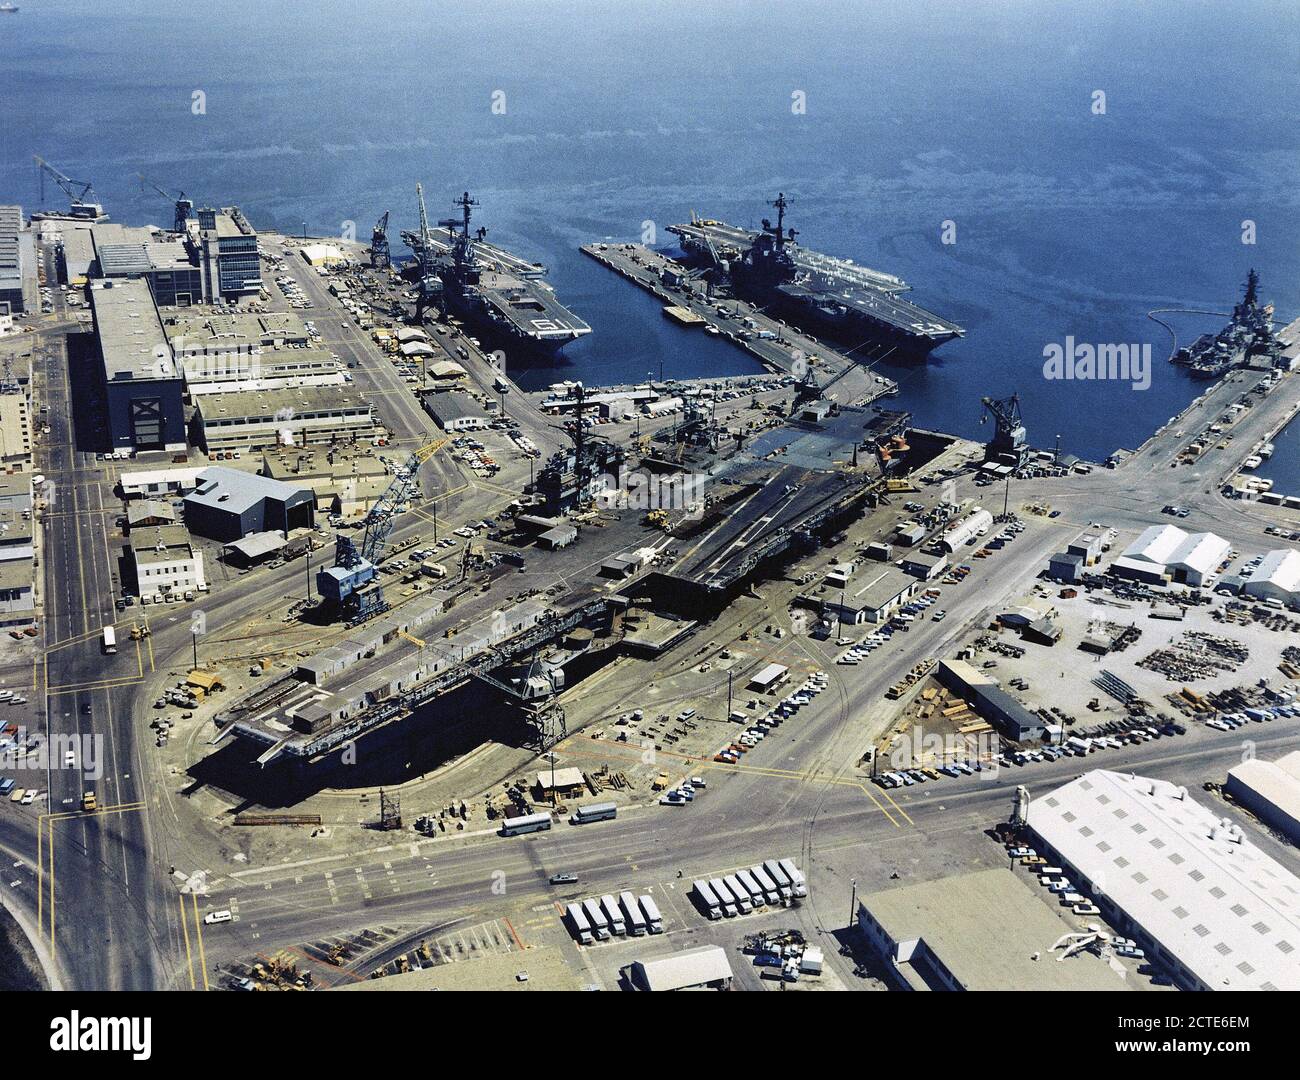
[196,206,262,302]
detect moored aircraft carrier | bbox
[403,190,591,356]
[668,194,963,359]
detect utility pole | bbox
[191,628,199,671]
[848,877,857,929]
[1002,472,1011,521]
[726,669,733,719]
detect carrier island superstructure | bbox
[403,189,591,356]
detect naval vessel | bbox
[668,194,963,359]
[403,191,590,356]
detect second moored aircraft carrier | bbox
[669,194,963,360]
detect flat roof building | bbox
[0,206,27,314]
[0,556,35,627]
[0,395,32,473]
[90,279,187,452]
[1226,751,1300,845]
[857,868,1129,991]
[194,384,376,452]
[127,524,206,599]
[196,206,262,302]
[1026,769,1300,991]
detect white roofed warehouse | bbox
[1242,548,1300,609]
[1226,751,1300,845]
[1026,769,1300,991]
[627,945,733,991]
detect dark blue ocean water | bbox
[3,0,1298,461]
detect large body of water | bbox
[3,0,1298,461]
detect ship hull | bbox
[731,273,957,360]
[441,291,587,358]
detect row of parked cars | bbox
[1000,721,1187,769]
[1009,844,1145,958]
[875,760,987,788]
[1207,704,1298,731]
[712,671,828,765]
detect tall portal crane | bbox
[137,174,194,234]
[413,183,441,320]
[317,445,435,624]
[980,393,1029,467]
[370,211,391,269]
[793,356,857,409]
[33,155,104,219]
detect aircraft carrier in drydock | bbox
[403,190,591,356]
[669,194,963,360]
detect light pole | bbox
[848,877,857,929]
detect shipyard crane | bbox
[317,446,433,624]
[137,174,194,234]
[33,155,104,219]
[980,393,1029,468]
[793,356,857,408]
[370,211,391,269]
[412,183,440,319]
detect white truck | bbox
[638,894,664,933]
[619,891,648,936]
[777,858,809,898]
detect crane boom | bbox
[33,155,103,219]
[137,173,194,233]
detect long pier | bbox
[581,242,899,408]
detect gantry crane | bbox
[793,356,857,408]
[370,211,391,269]
[137,174,194,234]
[980,393,1029,467]
[316,445,436,625]
[33,155,104,219]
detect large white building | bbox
[1110,524,1229,586]
[1226,751,1300,845]
[1026,770,1300,991]
[1242,548,1300,608]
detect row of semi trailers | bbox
[567,891,663,945]
[566,860,809,945]
[692,860,808,920]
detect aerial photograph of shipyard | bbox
[0,0,1295,1043]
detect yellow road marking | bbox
[178,896,196,990]
[191,893,210,990]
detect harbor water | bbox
[2,0,1298,461]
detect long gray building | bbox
[0,205,26,314]
[90,278,187,452]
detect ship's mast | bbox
[766,192,796,248]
